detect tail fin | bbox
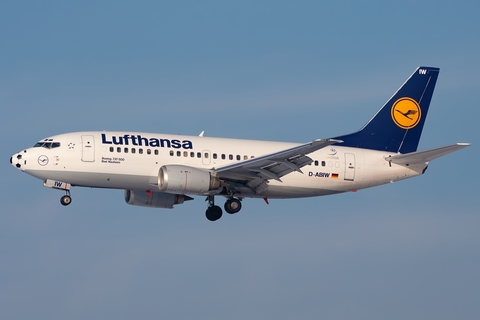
[333,66,440,153]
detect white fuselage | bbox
[11,131,426,199]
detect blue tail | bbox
[333,66,440,153]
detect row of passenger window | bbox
[313,160,326,167]
[169,150,253,160]
[109,146,327,166]
[109,147,158,155]
[109,147,253,161]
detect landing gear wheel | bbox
[224,198,242,214]
[60,195,72,206]
[205,205,223,221]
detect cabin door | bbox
[344,153,355,181]
[81,135,95,162]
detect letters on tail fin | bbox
[333,66,440,153]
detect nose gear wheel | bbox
[60,190,72,206]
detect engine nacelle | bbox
[124,190,192,208]
[158,165,221,195]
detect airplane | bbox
[10,66,470,221]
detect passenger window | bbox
[124,148,129,153]
[213,153,217,159]
[244,155,248,160]
[139,149,143,154]
[132,148,136,154]
[236,155,240,160]
[184,151,188,157]
[222,154,226,160]
[147,149,151,155]
[229,154,233,160]
[109,147,114,152]
[322,161,326,166]
[314,160,319,166]
[155,150,159,155]
[197,152,201,158]
[204,153,209,158]
[177,151,181,157]
[170,150,174,156]
[117,147,121,153]
[190,152,195,157]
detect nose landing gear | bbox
[43,179,72,207]
[60,190,72,206]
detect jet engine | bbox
[124,190,192,208]
[158,165,221,195]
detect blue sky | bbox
[1,1,479,319]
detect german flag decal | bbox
[331,173,339,179]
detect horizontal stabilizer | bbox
[385,143,471,165]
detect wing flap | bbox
[385,143,471,165]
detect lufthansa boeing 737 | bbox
[10,67,470,221]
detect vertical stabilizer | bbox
[333,67,440,153]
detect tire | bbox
[224,198,242,214]
[205,205,223,221]
[60,195,72,206]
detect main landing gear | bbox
[205,196,242,221]
[225,198,242,214]
[60,190,72,206]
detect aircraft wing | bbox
[214,139,341,193]
[384,143,471,166]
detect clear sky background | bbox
[1,1,479,319]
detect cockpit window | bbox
[33,142,61,149]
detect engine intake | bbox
[124,190,192,208]
[158,165,221,195]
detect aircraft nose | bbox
[11,151,28,170]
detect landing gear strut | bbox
[60,190,72,206]
[205,195,222,221]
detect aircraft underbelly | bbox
[27,169,155,190]
[262,185,341,199]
